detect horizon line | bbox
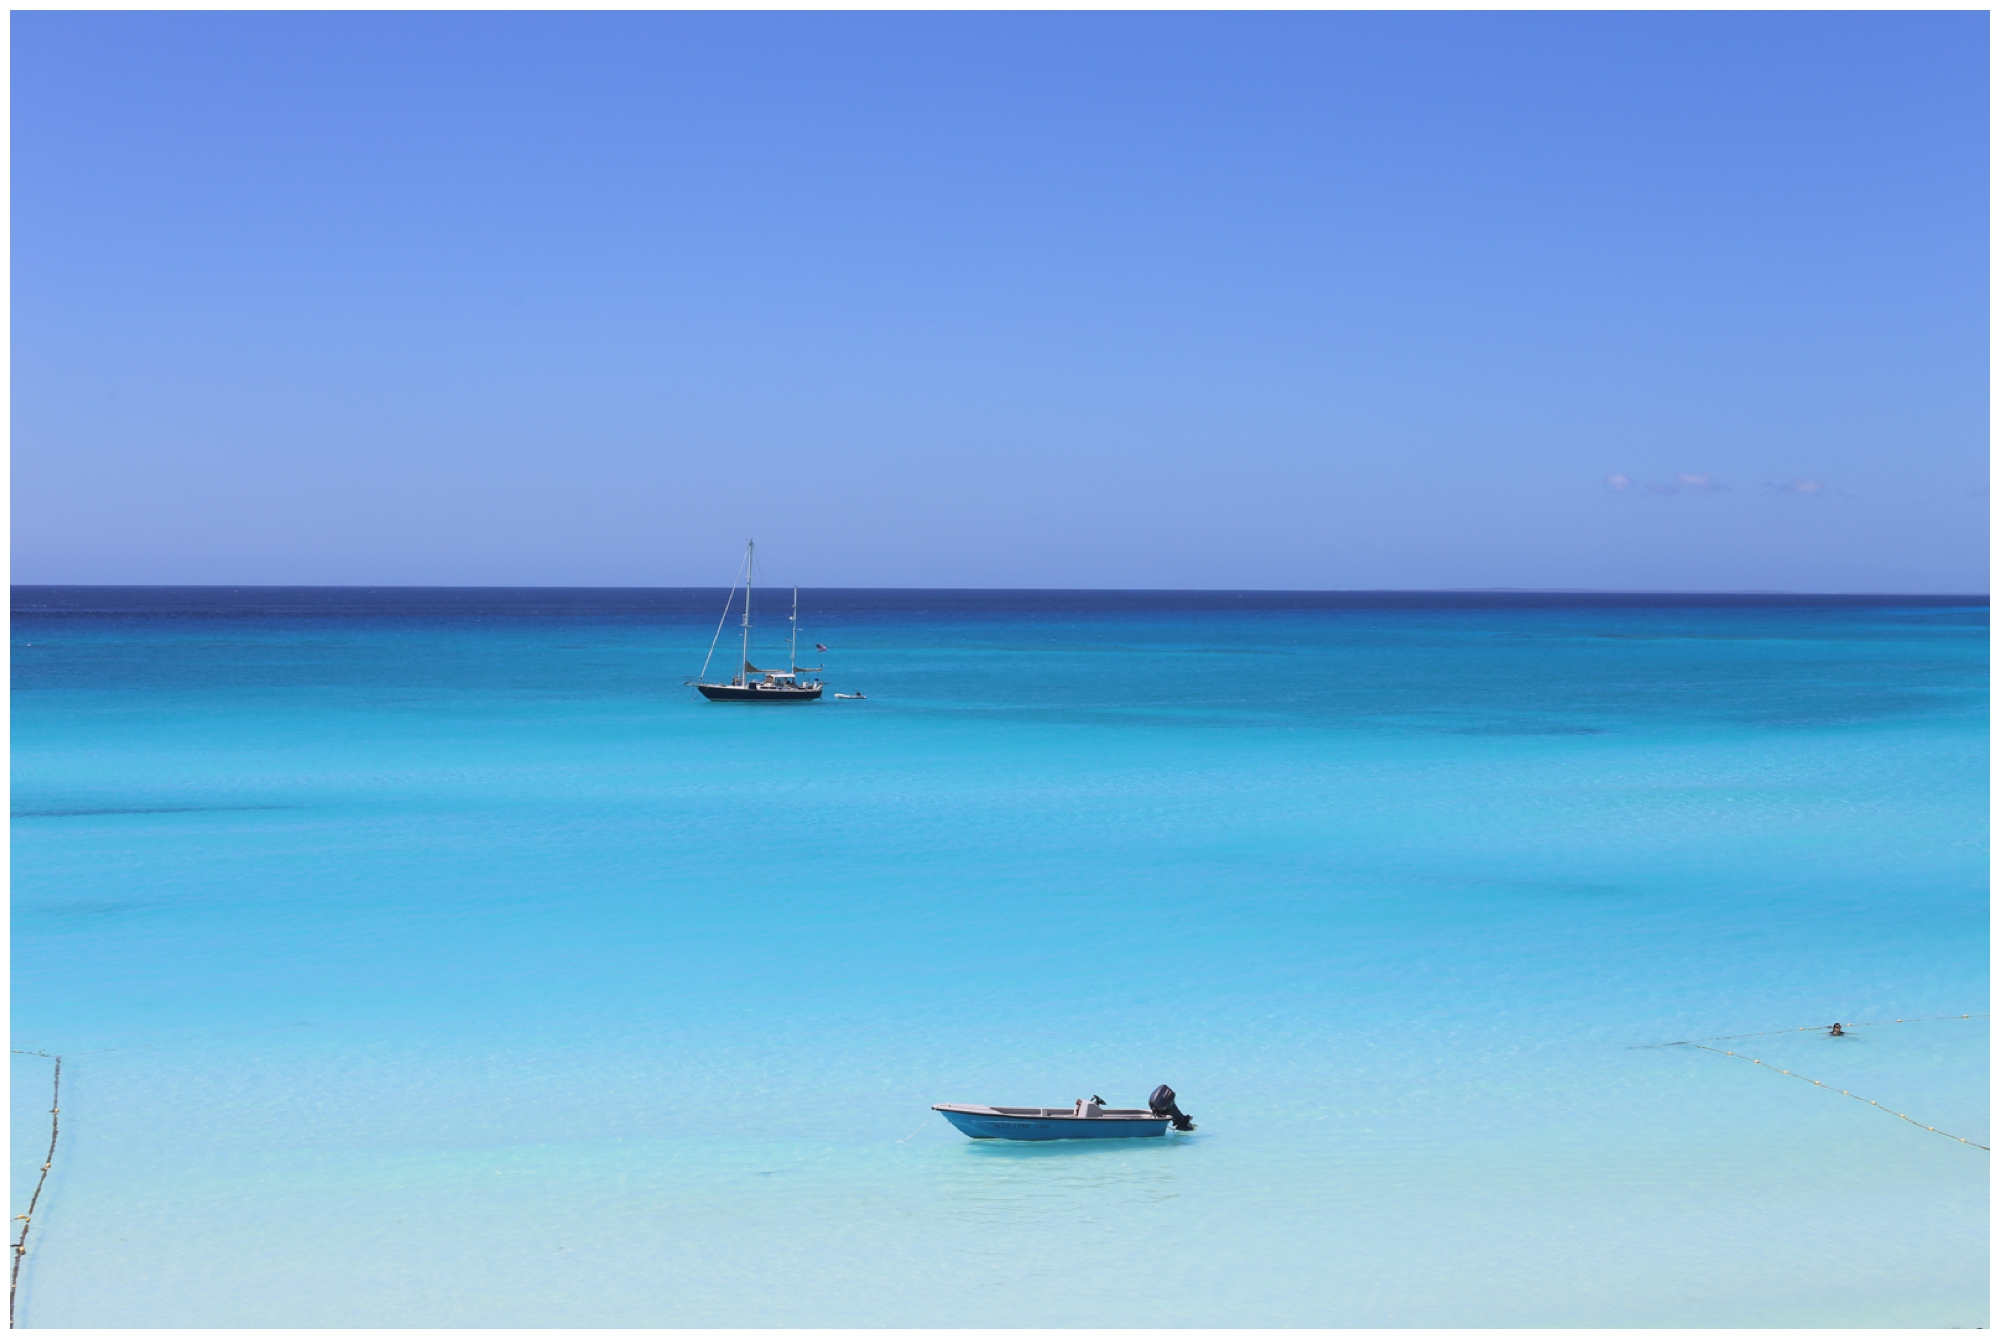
[9,582,1990,598]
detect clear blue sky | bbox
[12,12,1988,590]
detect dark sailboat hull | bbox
[696,683,823,702]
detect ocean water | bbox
[10,587,1988,1327]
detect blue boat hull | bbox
[937,1109,1170,1141]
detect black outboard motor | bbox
[1149,1084,1195,1131]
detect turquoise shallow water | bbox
[10,589,1989,1326]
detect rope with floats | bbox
[1631,1012,1987,1050]
[1686,1043,1987,1151]
[9,1053,62,1327]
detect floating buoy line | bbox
[1640,1014,1988,1153]
[9,1052,61,1328]
[1685,1043,1987,1150]
[1631,1012,1988,1050]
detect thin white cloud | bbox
[1763,478,1836,498]
[1626,472,1726,496]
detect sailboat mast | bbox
[741,540,754,680]
[790,586,799,669]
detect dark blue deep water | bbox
[11,588,1990,1325]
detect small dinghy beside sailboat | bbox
[932,1086,1195,1141]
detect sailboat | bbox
[693,541,825,702]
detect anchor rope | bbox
[9,1053,62,1327]
[1686,1044,1987,1151]
[1632,1012,1987,1050]
[895,1111,934,1143]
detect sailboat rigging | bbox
[693,541,825,702]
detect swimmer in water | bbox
[1828,1022,1845,1037]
